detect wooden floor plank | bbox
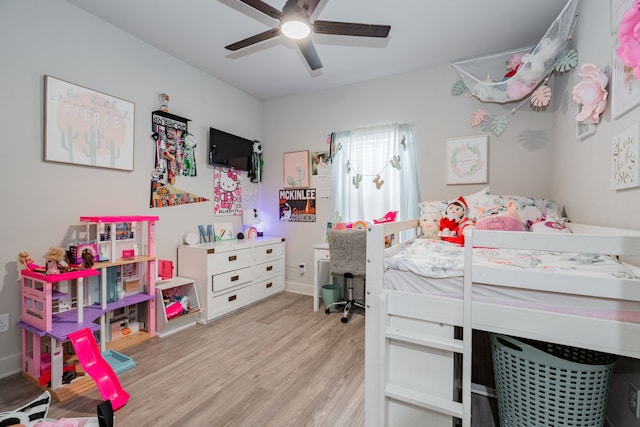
[0,292,365,427]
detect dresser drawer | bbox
[251,275,284,300]
[253,242,283,262]
[253,258,284,281]
[207,248,251,275]
[208,285,252,320]
[211,266,252,293]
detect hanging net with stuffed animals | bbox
[451,0,580,104]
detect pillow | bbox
[529,217,571,233]
[485,194,562,229]
[418,186,491,218]
[475,203,526,232]
[0,391,51,427]
[462,187,492,221]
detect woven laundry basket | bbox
[490,334,616,427]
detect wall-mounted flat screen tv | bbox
[209,127,254,171]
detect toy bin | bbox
[490,334,616,427]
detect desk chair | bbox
[325,229,366,323]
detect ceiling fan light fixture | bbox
[281,19,311,39]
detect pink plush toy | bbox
[506,78,536,100]
[572,63,609,125]
[504,51,526,78]
[617,0,640,80]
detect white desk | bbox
[313,243,330,311]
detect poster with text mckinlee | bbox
[279,188,316,222]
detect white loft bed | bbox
[364,219,640,427]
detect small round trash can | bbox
[322,284,341,308]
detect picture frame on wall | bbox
[610,0,635,34]
[283,150,310,188]
[611,123,640,190]
[576,105,596,141]
[44,75,135,171]
[446,135,488,185]
[611,52,640,120]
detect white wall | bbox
[0,0,263,376]
[263,63,556,294]
[552,0,639,230]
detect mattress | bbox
[383,238,640,323]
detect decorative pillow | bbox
[475,203,526,232]
[418,199,448,216]
[0,391,51,427]
[529,217,571,233]
[418,186,491,219]
[462,187,491,221]
[484,194,562,229]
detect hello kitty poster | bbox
[214,166,242,215]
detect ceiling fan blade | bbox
[225,28,281,51]
[297,38,322,70]
[313,20,391,38]
[239,0,282,20]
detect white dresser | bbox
[177,237,285,323]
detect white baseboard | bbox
[285,281,313,296]
[0,352,22,380]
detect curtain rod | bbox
[329,121,415,135]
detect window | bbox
[328,123,420,224]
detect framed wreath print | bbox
[446,135,488,185]
[611,52,640,120]
[44,75,135,171]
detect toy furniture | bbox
[177,236,285,323]
[155,276,201,337]
[68,328,129,410]
[17,215,159,401]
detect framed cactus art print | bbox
[44,75,135,171]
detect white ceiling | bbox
[66,0,571,100]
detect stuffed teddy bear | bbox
[419,210,441,239]
[439,196,470,244]
[519,37,561,82]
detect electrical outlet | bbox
[0,313,9,333]
[299,262,306,275]
[629,381,640,418]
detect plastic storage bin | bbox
[322,284,341,308]
[490,334,616,427]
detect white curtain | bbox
[328,123,420,224]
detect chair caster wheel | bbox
[341,317,348,323]
[325,308,331,314]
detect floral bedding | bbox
[384,238,639,280]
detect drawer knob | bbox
[266,282,272,288]
[266,266,273,271]
[231,275,239,282]
[228,255,237,261]
[228,294,237,302]
[266,249,273,254]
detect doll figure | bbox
[439,196,468,239]
[420,211,441,239]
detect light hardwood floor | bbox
[0,292,365,427]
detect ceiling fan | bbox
[225,0,391,70]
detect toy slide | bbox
[67,328,130,411]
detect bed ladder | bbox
[381,233,473,427]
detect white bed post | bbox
[462,228,474,427]
[365,224,385,427]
